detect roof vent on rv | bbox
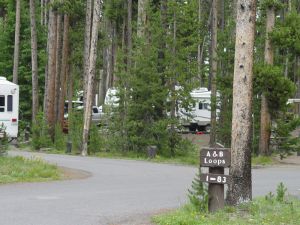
[0,76,7,81]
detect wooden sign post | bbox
[200,147,231,212]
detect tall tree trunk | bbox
[13,0,21,84]
[45,4,57,139]
[30,0,39,122]
[54,13,63,123]
[259,6,275,156]
[83,0,92,107]
[170,10,177,157]
[127,0,132,68]
[284,0,291,78]
[227,0,257,205]
[106,20,115,89]
[82,0,101,156]
[209,0,218,147]
[137,0,148,38]
[58,14,70,127]
[197,0,202,86]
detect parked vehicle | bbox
[177,87,217,132]
[0,76,19,139]
[64,100,102,123]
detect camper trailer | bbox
[0,77,19,138]
[177,88,216,132]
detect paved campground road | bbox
[1,150,300,225]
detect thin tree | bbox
[227,0,257,205]
[58,14,70,127]
[127,0,132,68]
[197,0,202,86]
[54,13,63,123]
[83,0,92,107]
[45,2,57,139]
[209,0,218,146]
[259,5,275,156]
[30,0,39,122]
[82,0,101,156]
[13,0,21,84]
[137,0,148,38]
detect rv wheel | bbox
[205,125,211,133]
[189,124,198,132]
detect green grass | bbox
[93,150,200,165]
[153,197,300,225]
[252,155,275,166]
[0,156,61,184]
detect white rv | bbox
[177,87,216,132]
[0,77,19,138]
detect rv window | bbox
[0,95,5,112]
[199,102,209,110]
[7,95,13,112]
[93,107,98,113]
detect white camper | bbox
[177,87,216,132]
[0,77,19,138]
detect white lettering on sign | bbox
[200,173,231,184]
[204,158,226,166]
[205,175,227,183]
[219,151,223,157]
[206,152,211,157]
[213,151,217,157]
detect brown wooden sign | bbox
[200,148,231,167]
[200,173,231,184]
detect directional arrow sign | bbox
[200,148,231,167]
[200,173,231,184]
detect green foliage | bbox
[270,12,300,55]
[54,123,66,151]
[0,0,47,121]
[103,0,124,21]
[88,123,104,154]
[187,172,208,212]
[0,123,8,155]
[31,111,52,150]
[0,156,60,184]
[153,196,300,225]
[254,64,296,114]
[276,182,287,202]
[68,111,83,153]
[260,0,284,10]
[271,113,300,159]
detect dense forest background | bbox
[1,0,300,158]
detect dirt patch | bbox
[273,153,300,166]
[181,133,210,149]
[58,166,92,180]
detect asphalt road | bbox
[1,150,300,225]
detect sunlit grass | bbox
[0,156,61,184]
[153,197,300,225]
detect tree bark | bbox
[83,0,93,107]
[54,13,63,123]
[82,0,101,156]
[45,4,57,139]
[137,0,148,38]
[227,0,257,205]
[209,0,218,147]
[13,0,21,84]
[58,14,70,127]
[197,0,202,86]
[259,6,275,156]
[30,0,39,122]
[127,0,132,68]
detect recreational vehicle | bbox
[0,76,19,138]
[177,87,216,132]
